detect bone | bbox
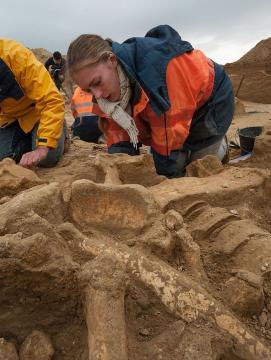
[59,223,271,360]
[78,255,128,360]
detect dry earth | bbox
[1,46,271,359]
[0,100,271,360]
[225,37,271,103]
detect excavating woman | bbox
[67,25,234,177]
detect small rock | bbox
[164,210,184,230]
[0,338,18,360]
[266,314,271,329]
[126,239,136,247]
[0,196,11,204]
[265,263,269,267]
[223,276,264,316]
[139,328,150,336]
[261,266,267,272]
[259,312,268,327]
[19,330,54,360]
[230,209,238,215]
[222,183,229,188]
[137,296,150,311]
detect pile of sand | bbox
[225,37,271,103]
[31,48,52,64]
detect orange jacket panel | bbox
[87,50,214,156]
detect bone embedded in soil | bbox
[0,76,271,358]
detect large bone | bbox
[175,228,209,284]
[58,223,271,360]
[78,255,128,360]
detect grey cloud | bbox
[1,0,270,63]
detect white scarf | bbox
[97,64,139,148]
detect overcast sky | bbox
[1,0,270,64]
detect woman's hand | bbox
[19,146,49,168]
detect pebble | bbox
[139,328,150,336]
[19,330,54,360]
[259,312,268,327]
[222,183,229,188]
[0,338,18,360]
[230,209,238,215]
[261,266,267,272]
[126,239,135,247]
[0,196,11,205]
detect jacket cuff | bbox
[37,137,58,149]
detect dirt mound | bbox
[225,37,271,103]
[0,104,271,359]
[227,37,271,68]
[31,48,52,64]
[234,97,246,115]
[229,72,271,104]
[0,158,43,198]
[185,155,224,177]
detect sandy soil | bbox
[0,101,271,359]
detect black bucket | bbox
[238,126,263,155]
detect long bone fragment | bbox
[78,255,128,360]
[58,223,271,360]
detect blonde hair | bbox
[67,34,113,75]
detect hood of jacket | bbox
[112,25,193,116]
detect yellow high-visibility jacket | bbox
[0,39,64,148]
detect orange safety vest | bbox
[71,87,96,119]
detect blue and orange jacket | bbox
[90,25,234,156]
[0,39,64,148]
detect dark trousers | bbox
[71,116,102,143]
[0,121,66,167]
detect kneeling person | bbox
[71,87,102,143]
[0,39,66,168]
[67,25,234,177]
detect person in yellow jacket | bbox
[0,38,66,168]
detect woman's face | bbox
[72,56,121,102]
